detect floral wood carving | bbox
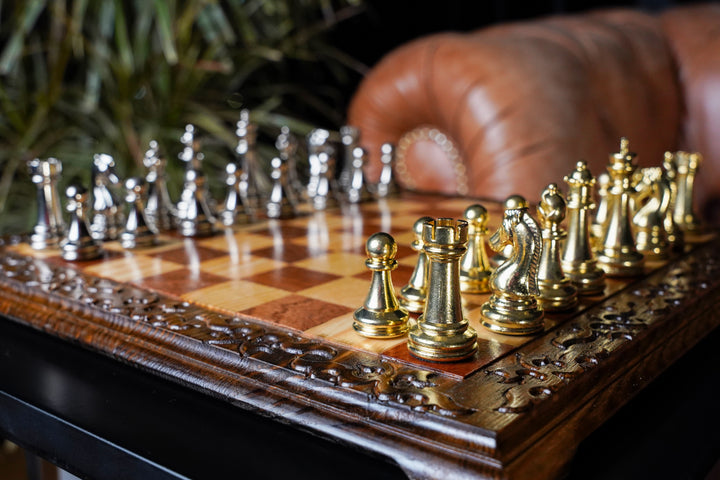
[0,250,475,417]
[485,245,720,414]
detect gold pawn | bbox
[561,161,606,295]
[408,218,478,362]
[537,184,578,311]
[353,232,409,338]
[633,167,671,260]
[672,151,702,234]
[398,216,434,313]
[595,137,645,277]
[460,204,493,294]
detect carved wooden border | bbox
[0,234,718,479]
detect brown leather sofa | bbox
[347,4,720,221]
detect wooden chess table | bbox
[0,192,718,479]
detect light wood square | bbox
[195,231,277,254]
[292,252,368,276]
[198,255,286,279]
[298,277,368,308]
[305,312,407,354]
[84,254,184,282]
[181,279,290,312]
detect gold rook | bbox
[408,218,477,362]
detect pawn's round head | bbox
[65,184,88,201]
[413,216,434,237]
[125,177,147,196]
[366,232,397,261]
[504,194,528,210]
[464,204,488,226]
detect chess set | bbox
[1,111,718,478]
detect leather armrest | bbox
[348,9,681,203]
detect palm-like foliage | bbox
[0,0,366,233]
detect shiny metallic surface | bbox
[120,177,157,250]
[536,184,578,311]
[595,138,645,277]
[398,216,434,313]
[672,151,702,233]
[408,218,477,362]
[561,161,606,295]
[61,184,102,261]
[481,208,544,335]
[459,204,493,294]
[353,232,409,338]
[27,157,65,250]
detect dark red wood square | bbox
[242,266,340,292]
[241,294,353,331]
[133,267,230,297]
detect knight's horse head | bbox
[489,208,523,253]
[490,208,542,297]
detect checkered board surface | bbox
[10,194,649,379]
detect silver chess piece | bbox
[346,146,372,203]
[61,184,102,261]
[219,162,251,226]
[120,177,157,249]
[266,156,298,219]
[307,128,331,204]
[90,153,124,241]
[375,143,400,198]
[276,126,305,199]
[235,109,262,208]
[176,124,217,237]
[338,125,360,191]
[143,140,177,231]
[307,129,339,211]
[27,157,65,250]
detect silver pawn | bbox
[219,162,251,227]
[375,143,400,198]
[120,177,157,249]
[143,140,177,231]
[90,153,124,241]
[347,147,372,203]
[266,156,298,219]
[61,185,102,261]
[27,157,65,250]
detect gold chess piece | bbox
[537,184,578,311]
[481,207,544,335]
[672,151,702,234]
[460,204,493,294]
[633,167,671,260]
[408,218,478,362]
[398,216,434,313]
[353,232,409,338]
[590,171,610,242]
[491,194,528,266]
[595,137,645,277]
[661,152,684,248]
[561,161,606,295]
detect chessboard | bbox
[1,191,719,479]
[6,193,655,378]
